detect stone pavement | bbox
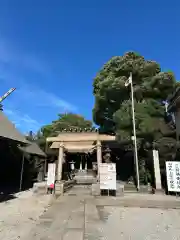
[22,186,180,240]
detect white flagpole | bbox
[164,101,168,113]
[130,72,140,191]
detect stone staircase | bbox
[74,170,97,185]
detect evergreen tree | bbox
[93,52,177,181]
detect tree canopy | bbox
[42,113,92,137]
[36,113,93,151]
[93,52,177,161]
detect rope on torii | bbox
[55,127,99,133]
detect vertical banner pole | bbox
[44,142,48,177]
[19,153,25,191]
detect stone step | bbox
[74,172,97,185]
[75,178,97,185]
[124,184,150,193]
[124,184,137,191]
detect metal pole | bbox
[19,153,25,191]
[130,72,140,191]
[0,88,16,103]
[44,141,48,178]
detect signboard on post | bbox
[47,163,56,187]
[100,163,116,190]
[100,163,109,190]
[166,161,180,192]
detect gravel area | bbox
[0,190,52,240]
[99,206,180,239]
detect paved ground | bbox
[0,190,52,240]
[22,186,180,240]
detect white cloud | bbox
[4,108,41,133]
[0,36,76,112]
[15,84,77,111]
[3,85,77,133]
[0,35,77,132]
[2,83,77,133]
[0,36,50,76]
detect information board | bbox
[99,163,109,190]
[166,161,180,192]
[100,163,116,190]
[47,163,56,187]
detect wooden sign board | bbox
[100,163,116,190]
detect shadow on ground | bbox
[0,193,16,202]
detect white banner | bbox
[47,163,56,187]
[153,150,161,189]
[166,161,180,192]
[100,163,116,190]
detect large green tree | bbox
[41,113,92,137]
[93,52,177,170]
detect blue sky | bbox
[0,0,180,133]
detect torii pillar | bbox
[55,142,64,195]
[96,140,102,180]
[57,142,64,181]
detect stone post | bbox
[152,150,162,192]
[96,140,102,180]
[85,161,87,171]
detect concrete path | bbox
[22,186,180,240]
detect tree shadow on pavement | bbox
[0,192,16,203]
